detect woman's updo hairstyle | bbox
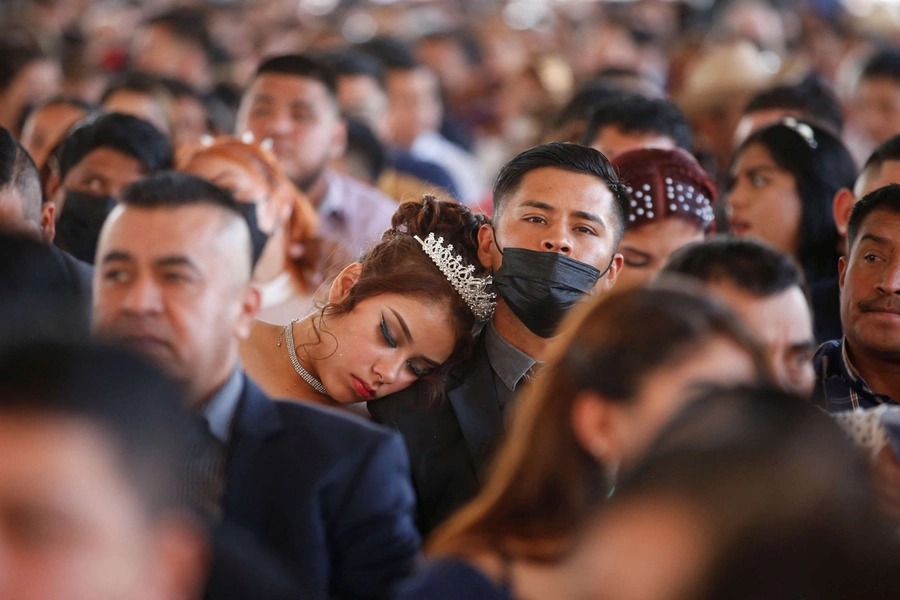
[321,195,490,404]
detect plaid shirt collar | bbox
[817,338,896,410]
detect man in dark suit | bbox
[0,126,92,312]
[370,143,631,535]
[92,172,419,599]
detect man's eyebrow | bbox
[101,251,133,265]
[789,340,816,353]
[519,200,556,212]
[859,233,892,246]
[390,307,413,344]
[572,210,605,226]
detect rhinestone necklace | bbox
[277,319,328,396]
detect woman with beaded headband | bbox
[239,195,495,413]
[611,147,716,290]
[177,135,323,324]
[727,118,856,342]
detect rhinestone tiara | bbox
[415,232,496,322]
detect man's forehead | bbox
[104,205,233,253]
[249,73,331,100]
[510,168,613,204]
[857,160,900,198]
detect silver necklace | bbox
[277,319,328,396]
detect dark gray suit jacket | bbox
[368,335,505,537]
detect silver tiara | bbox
[415,233,496,322]
[782,117,818,149]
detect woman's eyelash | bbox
[380,315,397,349]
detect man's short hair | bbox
[492,142,630,240]
[323,50,386,89]
[57,112,173,182]
[358,37,418,71]
[744,76,844,135]
[552,83,631,131]
[418,29,483,66]
[100,71,174,107]
[861,135,900,178]
[253,54,338,97]
[860,48,900,86]
[0,340,190,516]
[847,184,900,251]
[580,93,693,151]
[20,95,97,128]
[119,171,252,266]
[0,126,41,225]
[662,236,807,298]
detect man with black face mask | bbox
[49,112,173,264]
[369,142,629,535]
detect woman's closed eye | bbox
[380,314,397,349]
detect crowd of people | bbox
[5,0,900,598]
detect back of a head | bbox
[323,50,386,88]
[861,48,900,85]
[58,112,173,182]
[358,36,418,71]
[580,93,693,151]
[0,340,190,516]
[662,236,805,299]
[0,125,41,228]
[146,7,215,62]
[847,183,900,251]
[253,54,337,96]
[744,76,844,135]
[860,134,900,181]
[492,142,630,239]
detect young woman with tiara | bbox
[239,194,496,413]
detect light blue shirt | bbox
[202,367,244,444]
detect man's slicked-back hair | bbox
[861,48,900,86]
[580,93,693,151]
[492,142,630,240]
[662,236,807,299]
[0,340,191,516]
[0,126,41,226]
[254,54,338,96]
[847,184,900,251]
[57,112,173,182]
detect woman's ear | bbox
[328,262,362,304]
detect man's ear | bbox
[833,188,855,238]
[838,255,848,292]
[328,262,362,305]
[597,253,624,293]
[40,202,56,244]
[234,285,262,341]
[570,390,618,463]
[47,169,64,220]
[477,223,496,270]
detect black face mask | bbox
[55,190,117,264]
[237,202,270,268]
[493,246,607,338]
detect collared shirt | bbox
[203,367,245,443]
[318,170,398,266]
[814,338,898,412]
[484,321,538,423]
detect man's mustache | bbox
[858,296,900,315]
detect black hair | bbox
[0,38,44,90]
[860,48,900,86]
[580,93,692,151]
[493,142,630,241]
[847,183,900,251]
[861,134,900,176]
[253,54,338,96]
[57,112,173,182]
[344,118,386,183]
[744,75,844,135]
[121,171,241,215]
[418,29,483,66]
[662,236,807,299]
[733,121,854,283]
[323,50,386,88]
[158,77,203,101]
[0,126,41,226]
[145,7,216,62]
[0,340,191,516]
[358,36,418,71]
[552,83,631,130]
[100,71,173,106]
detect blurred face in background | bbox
[616,219,705,290]
[0,58,62,136]
[20,102,90,169]
[385,67,442,148]
[855,77,900,148]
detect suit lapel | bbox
[223,376,284,527]
[448,340,503,481]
